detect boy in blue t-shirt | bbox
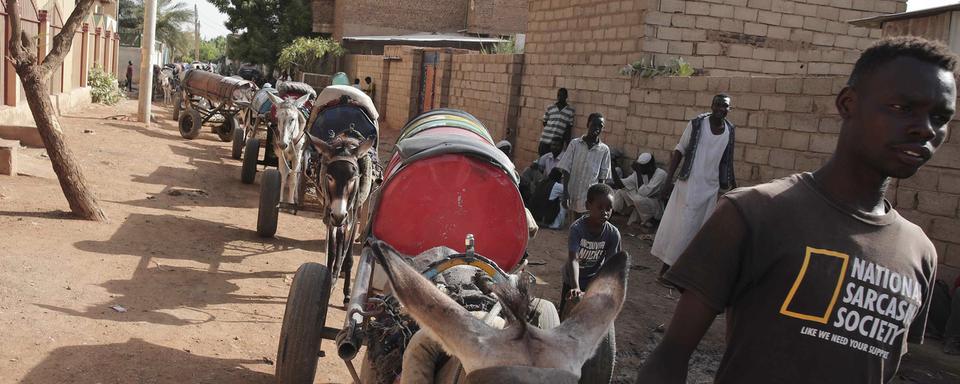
[561,183,622,316]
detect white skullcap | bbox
[497,140,512,150]
[263,83,272,88]
[637,152,652,164]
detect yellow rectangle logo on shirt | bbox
[779,247,849,324]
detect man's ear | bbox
[836,86,857,119]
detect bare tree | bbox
[5,0,106,221]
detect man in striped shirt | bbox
[539,88,575,156]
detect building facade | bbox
[312,0,528,39]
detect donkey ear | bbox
[267,92,284,107]
[356,137,375,156]
[547,251,630,369]
[369,240,497,371]
[294,93,311,108]
[308,134,334,158]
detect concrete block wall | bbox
[382,46,423,131]
[467,0,530,35]
[643,0,901,76]
[342,54,385,111]
[447,54,525,146]
[624,75,960,283]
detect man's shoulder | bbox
[605,222,622,239]
[725,173,806,211]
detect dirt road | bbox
[1,100,957,383]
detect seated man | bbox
[611,152,667,227]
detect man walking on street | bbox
[558,113,612,218]
[539,88,575,156]
[126,61,134,92]
[651,94,736,280]
[636,36,955,384]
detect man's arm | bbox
[635,199,748,383]
[662,149,683,201]
[561,169,571,209]
[635,293,718,383]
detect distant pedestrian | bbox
[539,88,575,156]
[558,112,612,217]
[126,61,134,91]
[353,78,362,90]
[611,152,667,227]
[364,76,376,99]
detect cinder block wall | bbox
[616,74,960,283]
[382,46,423,132]
[447,53,525,147]
[342,54,386,110]
[644,0,903,75]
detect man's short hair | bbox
[848,36,958,87]
[588,112,604,125]
[586,183,614,204]
[365,76,372,82]
[713,93,730,104]
[559,87,568,95]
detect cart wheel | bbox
[179,109,202,140]
[275,262,331,384]
[257,169,281,237]
[217,115,238,142]
[579,326,615,384]
[241,138,260,184]
[172,94,182,121]
[231,125,246,160]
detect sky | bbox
[189,0,959,40]
[193,0,231,40]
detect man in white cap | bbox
[611,152,667,227]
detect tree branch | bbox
[5,0,31,66]
[40,0,98,75]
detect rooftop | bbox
[849,3,960,28]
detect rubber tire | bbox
[257,169,281,238]
[179,109,202,140]
[217,115,237,142]
[231,125,245,160]
[241,138,260,184]
[275,262,331,384]
[172,94,182,121]
[579,326,615,384]
[530,298,561,330]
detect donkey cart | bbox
[273,110,625,384]
[173,69,257,141]
[239,82,318,184]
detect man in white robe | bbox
[612,152,667,227]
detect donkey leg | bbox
[342,231,354,305]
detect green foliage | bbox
[211,0,313,66]
[118,0,193,56]
[88,67,125,105]
[481,36,522,54]
[199,36,227,62]
[620,57,697,78]
[277,37,344,72]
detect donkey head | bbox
[369,240,629,383]
[308,134,374,226]
[267,93,310,151]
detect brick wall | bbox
[342,54,385,110]
[447,53,525,145]
[578,74,957,283]
[333,0,468,40]
[643,0,902,76]
[381,46,423,131]
[312,0,335,34]
[467,0,529,35]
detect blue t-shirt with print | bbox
[568,216,621,288]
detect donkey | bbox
[266,92,312,206]
[369,240,629,384]
[158,70,173,105]
[308,132,374,302]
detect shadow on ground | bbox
[34,213,324,326]
[19,338,274,384]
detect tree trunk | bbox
[6,0,106,221]
[14,66,107,221]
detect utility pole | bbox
[137,0,158,125]
[194,3,200,61]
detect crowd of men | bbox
[507,36,960,383]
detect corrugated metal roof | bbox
[343,33,506,43]
[849,3,960,28]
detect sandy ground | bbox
[1,99,958,384]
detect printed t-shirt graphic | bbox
[664,173,936,384]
